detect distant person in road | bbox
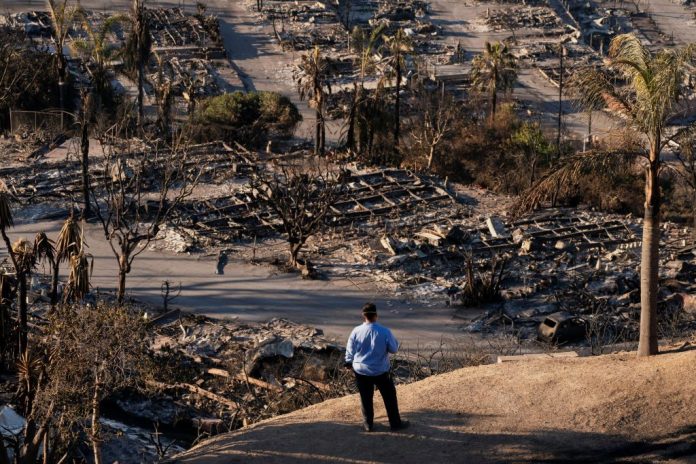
[215,250,228,275]
[345,303,409,433]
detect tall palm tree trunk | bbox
[18,274,27,355]
[51,261,60,308]
[346,83,358,151]
[314,109,321,156]
[490,67,499,124]
[394,60,401,150]
[138,63,145,129]
[638,144,661,356]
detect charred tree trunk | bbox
[638,143,661,357]
[427,144,435,170]
[81,119,91,218]
[91,375,102,464]
[394,60,401,151]
[490,87,497,124]
[50,261,60,309]
[319,112,326,155]
[117,255,128,305]
[137,62,145,130]
[314,108,321,156]
[346,83,358,151]
[18,273,27,356]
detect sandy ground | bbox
[6,217,469,346]
[173,347,696,463]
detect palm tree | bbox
[296,46,332,156]
[470,41,517,123]
[518,34,694,356]
[382,28,413,151]
[47,0,80,112]
[79,92,92,218]
[64,223,91,302]
[346,24,384,152]
[71,13,125,108]
[10,234,53,355]
[124,0,152,129]
[51,215,82,307]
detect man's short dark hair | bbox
[362,303,377,321]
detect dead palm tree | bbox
[65,225,91,302]
[296,46,332,156]
[11,239,36,356]
[124,0,152,130]
[382,28,413,152]
[470,41,517,123]
[47,0,80,112]
[517,34,695,356]
[51,216,82,306]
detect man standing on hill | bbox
[345,303,409,432]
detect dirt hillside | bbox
[172,349,696,463]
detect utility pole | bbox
[557,44,566,158]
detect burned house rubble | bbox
[255,0,438,52]
[2,7,232,121]
[0,141,254,206]
[122,315,346,442]
[156,157,695,345]
[172,168,460,246]
[351,206,695,343]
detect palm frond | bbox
[65,252,92,301]
[33,232,55,265]
[55,216,82,262]
[512,150,640,216]
[469,40,517,96]
[12,238,36,273]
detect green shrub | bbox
[194,92,262,128]
[259,91,302,134]
[191,91,301,145]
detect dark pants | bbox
[355,371,402,428]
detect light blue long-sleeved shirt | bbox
[345,322,399,376]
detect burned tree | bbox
[0,30,63,129]
[72,12,124,110]
[346,24,385,154]
[90,132,199,304]
[250,162,345,270]
[0,191,55,356]
[407,84,459,171]
[0,302,148,464]
[50,215,83,306]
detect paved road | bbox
[6,216,468,346]
[428,0,618,139]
